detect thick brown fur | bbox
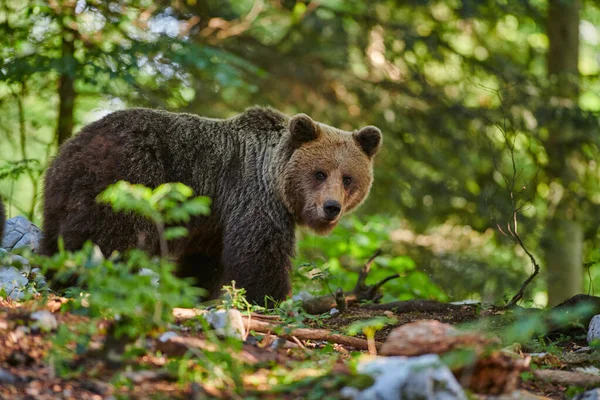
[40,107,382,303]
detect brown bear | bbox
[40,107,382,303]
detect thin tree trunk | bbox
[544,0,583,306]
[56,27,76,146]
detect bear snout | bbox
[323,200,342,220]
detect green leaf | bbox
[165,226,189,240]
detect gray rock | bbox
[341,355,466,400]
[30,310,58,332]
[0,267,28,300]
[0,368,19,384]
[202,309,245,340]
[158,331,179,342]
[574,388,600,400]
[292,291,314,302]
[1,216,42,252]
[588,315,600,345]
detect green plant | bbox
[296,215,446,302]
[97,181,211,256]
[34,181,212,374]
[346,316,398,355]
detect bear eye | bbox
[343,176,352,187]
[315,171,327,181]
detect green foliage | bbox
[33,182,210,375]
[296,215,447,302]
[3,0,600,302]
[97,181,211,242]
[346,316,398,337]
[0,159,40,182]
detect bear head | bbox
[281,113,382,235]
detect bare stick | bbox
[505,213,540,308]
[355,249,383,291]
[369,274,400,297]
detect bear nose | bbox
[323,200,341,220]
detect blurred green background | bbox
[1,0,600,307]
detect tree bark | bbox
[544,0,583,306]
[56,26,77,146]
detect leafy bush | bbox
[295,215,447,302]
[33,182,211,373]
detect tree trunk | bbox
[544,0,583,306]
[56,27,76,146]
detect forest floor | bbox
[0,295,595,400]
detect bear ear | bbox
[289,114,319,146]
[354,126,382,157]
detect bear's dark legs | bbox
[176,252,223,299]
[220,214,294,305]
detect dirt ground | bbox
[0,298,591,399]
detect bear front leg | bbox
[220,219,295,305]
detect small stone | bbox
[344,355,466,400]
[0,267,29,300]
[380,320,497,357]
[30,310,58,332]
[0,368,19,384]
[587,315,600,344]
[1,216,42,252]
[202,309,245,340]
[244,335,259,346]
[158,331,179,342]
[270,337,288,350]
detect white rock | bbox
[0,267,28,300]
[342,355,466,400]
[587,315,600,344]
[203,309,246,340]
[30,310,58,332]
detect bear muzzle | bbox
[323,200,342,220]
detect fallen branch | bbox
[173,308,379,351]
[247,318,381,351]
[533,369,600,388]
